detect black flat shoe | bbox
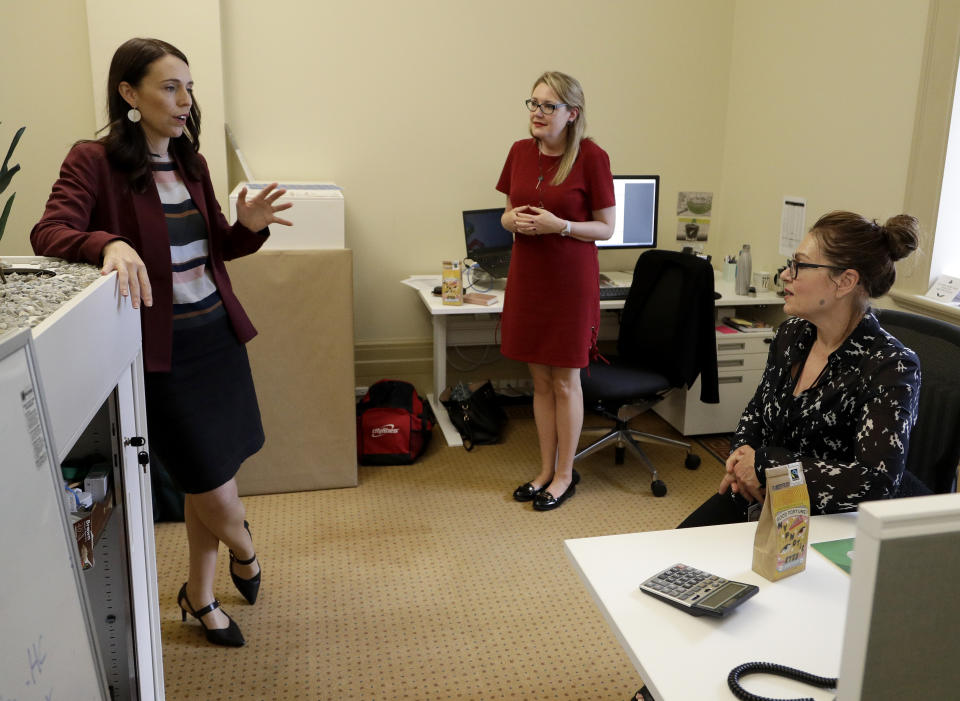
[513,482,547,501]
[533,481,576,511]
[513,469,580,502]
[177,582,245,647]
[230,520,261,605]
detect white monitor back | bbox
[837,494,960,699]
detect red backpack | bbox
[356,380,436,465]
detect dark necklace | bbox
[537,147,544,190]
[537,144,559,190]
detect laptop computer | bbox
[463,208,512,278]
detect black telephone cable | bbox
[727,661,837,701]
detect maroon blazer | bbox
[31,141,268,372]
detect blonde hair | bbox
[530,71,586,185]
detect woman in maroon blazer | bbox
[32,38,291,647]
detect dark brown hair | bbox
[99,38,203,192]
[811,210,920,298]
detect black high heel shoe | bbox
[532,470,581,511]
[177,582,245,647]
[229,520,261,605]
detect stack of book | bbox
[722,316,771,333]
[463,292,498,306]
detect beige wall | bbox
[84,0,229,206]
[220,0,737,343]
[1,0,954,350]
[0,0,228,256]
[716,0,930,278]
[0,1,95,256]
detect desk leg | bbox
[430,315,463,447]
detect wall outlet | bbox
[355,386,369,398]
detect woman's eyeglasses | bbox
[525,98,569,115]
[785,258,848,278]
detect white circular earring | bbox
[127,107,142,123]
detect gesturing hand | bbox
[101,240,153,309]
[235,182,293,232]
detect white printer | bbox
[228,181,344,250]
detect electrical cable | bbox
[726,661,837,701]
[463,261,494,292]
[447,344,498,372]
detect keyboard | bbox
[599,285,630,300]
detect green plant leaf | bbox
[0,126,26,195]
[0,192,15,244]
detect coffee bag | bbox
[752,462,810,581]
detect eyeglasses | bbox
[525,98,569,115]
[785,258,848,278]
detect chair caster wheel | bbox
[684,453,701,470]
[651,480,667,497]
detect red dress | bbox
[496,138,615,368]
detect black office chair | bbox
[875,308,960,495]
[575,250,720,496]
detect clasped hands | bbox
[719,444,765,503]
[508,205,563,236]
[101,182,292,309]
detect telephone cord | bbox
[727,661,837,701]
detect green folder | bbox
[811,538,855,574]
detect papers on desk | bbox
[722,316,771,333]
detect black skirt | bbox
[145,315,264,494]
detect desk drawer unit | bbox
[654,332,772,436]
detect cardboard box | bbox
[227,249,357,494]
[70,490,114,570]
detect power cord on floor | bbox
[727,661,837,701]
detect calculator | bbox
[639,563,759,617]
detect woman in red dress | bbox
[497,72,616,510]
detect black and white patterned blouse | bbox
[732,312,920,515]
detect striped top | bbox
[151,158,225,331]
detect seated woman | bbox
[680,210,922,528]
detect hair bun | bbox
[881,214,920,262]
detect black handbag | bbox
[439,381,507,451]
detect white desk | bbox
[564,514,856,700]
[408,273,784,446]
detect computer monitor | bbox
[598,175,659,249]
[836,494,960,699]
[462,207,512,278]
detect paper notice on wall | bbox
[779,197,806,256]
[676,191,713,243]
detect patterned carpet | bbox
[154,407,726,700]
[695,434,734,465]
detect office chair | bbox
[875,308,960,495]
[576,250,720,497]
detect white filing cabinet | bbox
[5,256,164,700]
[654,331,772,435]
